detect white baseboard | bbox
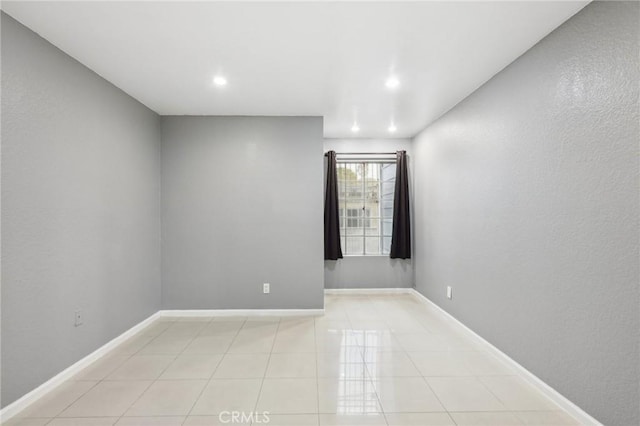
[0,307,324,422]
[2,294,600,426]
[0,311,160,423]
[159,309,324,318]
[324,288,414,295]
[410,289,601,426]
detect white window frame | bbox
[337,159,396,256]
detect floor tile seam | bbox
[133,321,179,355]
[111,354,181,422]
[368,370,389,421]
[99,319,216,424]
[345,299,387,420]
[33,299,571,424]
[104,354,181,382]
[85,380,155,424]
[393,327,517,415]
[182,318,248,424]
[71,352,133,383]
[474,376,528,413]
[404,347,449,415]
[252,318,282,414]
[32,379,103,421]
[343,304,367,354]
[45,321,180,423]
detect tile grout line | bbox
[18,295,578,426]
[180,316,248,425]
[399,295,465,426]
[406,352,458,425]
[251,316,281,421]
[394,294,528,425]
[39,321,177,424]
[109,318,209,425]
[35,325,170,424]
[474,375,518,414]
[37,381,103,425]
[45,328,166,423]
[343,294,389,425]
[39,322,178,424]
[364,294,391,426]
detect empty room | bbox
[1,1,638,426]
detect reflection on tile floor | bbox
[3,294,580,426]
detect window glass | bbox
[337,161,396,255]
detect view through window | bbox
[337,161,396,255]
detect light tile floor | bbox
[4,294,580,426]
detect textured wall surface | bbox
[412,2,639,424]
[323,139,414,289]
[1,13,162,407]
[162,116,324,309]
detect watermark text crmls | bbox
[218,411,271,424]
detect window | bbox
[337,161,396,255]
[346,208,359,228]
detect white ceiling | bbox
[2,1,589,138]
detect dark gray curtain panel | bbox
[324,151,343,260]
[390,150,411,259]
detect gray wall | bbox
[162,116,324,309]
[1,13,162,407]
[412,2,639,425]
[323,139,414,289]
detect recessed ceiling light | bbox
[351,123,360,133]
[388,124,397,133]
[213,75,227,86]
[385,76,400,89]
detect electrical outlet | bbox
[446,286,452,299]
[263,283,270,294]
[74,310,83,327]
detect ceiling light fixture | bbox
[388,123,397,133]
[213,75,227,86]
[351,123,360,133]
[385,76,400,89]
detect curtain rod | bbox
[324,151,399,156]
